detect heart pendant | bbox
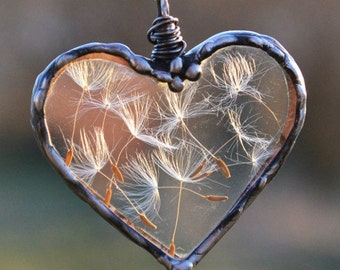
[31,3,306,270]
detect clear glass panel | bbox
[44,46,295,258]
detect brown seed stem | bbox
[111,162,124,182]
[169,240,176,257]
[104,182,113,206]
[65,147,73,167]
[139,213,157,230]
[214,157,231,179]
[189,161,207,178]
[205,195,229,202]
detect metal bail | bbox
[147,0,187,62]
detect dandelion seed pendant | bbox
[31,1,306,269]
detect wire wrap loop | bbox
[147,15,187,61]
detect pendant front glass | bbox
[44,46,296,258]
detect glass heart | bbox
[31,32,306,270]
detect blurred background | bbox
[0,0,339,269]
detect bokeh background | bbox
[1,0,339,269]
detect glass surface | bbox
[44,46,295,258]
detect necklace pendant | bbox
[31,2,306,269]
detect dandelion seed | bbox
[247,140,274,175]
[80,67,144,116]
[227,105,268,155]
[117,96,151,136]
[181,120,233,179]
[189,161,207,178]
[137,134,177,149]
[98,166,159,230]
[222,53,259,99]
[154,142,217,183]
[204,195,229,202]
[159,86,226,170]
[97,166,159,230]
[169,240,176,256]
[138,213,157,230]
[66,60,114,162]
[154,142,227,257]
[208,52,280,124]
[69,128,110,185]
[67,59,114,91]
[59,128,74,166]
[104,182,113,206]
[111,162,124,182]
[158,82,231,177]
[214,157,231,179]
[65,148,73,167]
[121,152,160,221]
[155,133,178,150]
[158,82,212,133]
[117,96,175,149]
[209,52,262,102]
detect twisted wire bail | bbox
[147,0,187,61]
